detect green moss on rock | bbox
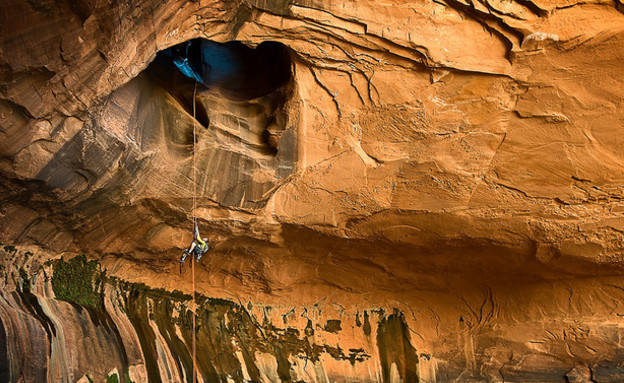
[51,254,102,308]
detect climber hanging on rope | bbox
[180,221,209,267]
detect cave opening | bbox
[164,39,292,100]
[145,39,293,155]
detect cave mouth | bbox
[144,39,293,155]
[150,39,293,101]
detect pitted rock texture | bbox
[2,0,624,382]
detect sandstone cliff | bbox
[2,0,624,382]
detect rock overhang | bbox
[1,0,624,293]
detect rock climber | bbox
[169,40,203,83]
[180,221,209,266]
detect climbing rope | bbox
[191,80,198,383]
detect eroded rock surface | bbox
[2,0,624,382]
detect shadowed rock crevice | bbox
[377,311,420,383]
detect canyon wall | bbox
[2,0,624,381]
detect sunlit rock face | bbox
[2,0,624,382]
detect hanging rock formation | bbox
[2,0,624,381]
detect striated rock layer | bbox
[2,0,624,382]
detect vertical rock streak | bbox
[0,259,421,382]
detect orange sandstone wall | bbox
[2,0,624,382]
